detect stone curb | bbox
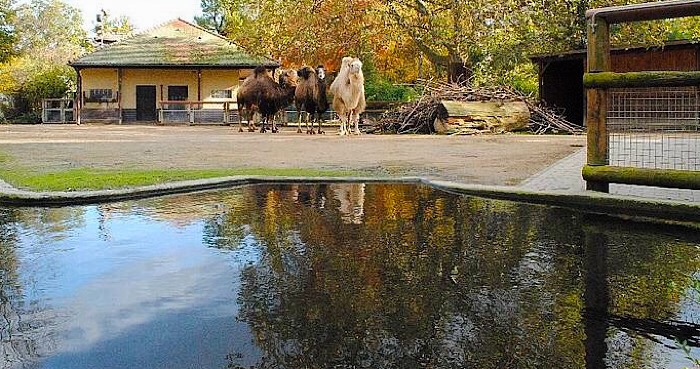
[428,180,700,225]
[0,176,424,206]
[1,176,698,224]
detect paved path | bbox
[0,125,585,186]
[521,148,700,202]
[1,125,697,203]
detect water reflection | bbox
[0,184,699,369]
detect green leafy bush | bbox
[3,64,75,122]
[364,78,419,102]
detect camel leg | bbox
[307,112,315,135]
[260,116,266,133]
[247,112,255,132]
[296,109,303,133]
[352,110,361,135]
[247,111,255,132]
[337,111,347,136]
[272,114,279,133]
[238,108,244,133]
[316,113,324,134]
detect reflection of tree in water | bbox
[0,207,77,369]
[201,184,700,369]
[210,185,563,368]
[0,209,36,368]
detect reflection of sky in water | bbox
[12,205,262,368]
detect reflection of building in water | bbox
[331,184,366,224]
[96,193,242,229]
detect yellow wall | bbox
[80,69,118,109]
[201,69,239,102]
[122,69,198,109]
[80,67,255,110]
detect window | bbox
[88,89,113,101]
[167,86,188,110]
[168,86,188,101]
[211,90,233,99]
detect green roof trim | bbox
[70,19,279,68]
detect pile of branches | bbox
[369,79,584,135]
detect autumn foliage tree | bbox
[0,0,16,64]
[197,0,700,89]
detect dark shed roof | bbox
[70,19,279,69]
[530,40,700,64]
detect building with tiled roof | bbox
[70,18,279,124]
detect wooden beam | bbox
[117,68,123,124]
[586,0,700,24]
[583,165,700,190]
[584,71,700,88]
[76,69,82,125]
[197,69,202,101]
[585,15,610,192]
[587,18,610,73]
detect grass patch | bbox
[0,151,11,164]
[0,167,367,192]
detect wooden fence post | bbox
[585,16,610,192]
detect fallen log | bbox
[434,100,530,135]
[370,80,583,135]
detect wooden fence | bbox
[42,98,75,124]
[583,0,700,192]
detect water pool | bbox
[0,183,698,369]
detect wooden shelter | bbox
[69,19,278,124]
[530,40,700,126]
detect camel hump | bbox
[254,66,268,77]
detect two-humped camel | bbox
[330,57,366,135]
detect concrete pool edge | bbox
[0,176,698,224]
[427,180,700,225]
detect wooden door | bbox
[136,85,157,121]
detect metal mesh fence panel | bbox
[607,87,700,171]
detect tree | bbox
[93,11,135,40]
[0,0,16,63]
[195,0,424,88]
[0,0,88,120]
[194,0,232,36]
[384,0,528,82]
[12,0,89,61]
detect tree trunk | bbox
[447,61,470,84]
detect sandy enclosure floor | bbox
[0,124,585,186]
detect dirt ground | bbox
[0,124,585,186]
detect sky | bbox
[61,0,203,33]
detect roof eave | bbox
[69,62,281,69]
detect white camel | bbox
[330,56,366,135]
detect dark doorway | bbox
[540,60,585,126]
[136,85,157,121]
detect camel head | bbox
[349,58,363,76]
[297,66,316,80]
[341,57,353,71]
[278,69,299,88]
[316,65,325,80]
